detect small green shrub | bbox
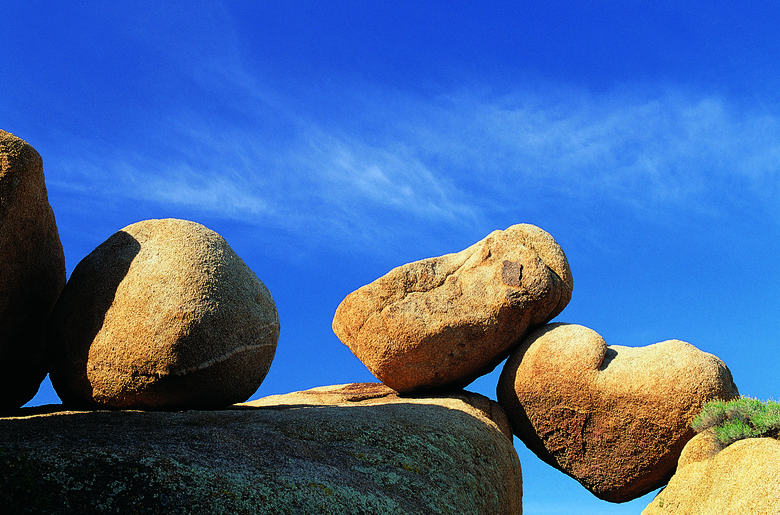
[692,397,780,446]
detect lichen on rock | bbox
[0,384,522,514]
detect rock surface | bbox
[0,383,523,514]
[674,428,725,470]
[642,437,780,514]
[48,218,280,410]
[333,223,572,393]
[0,130,66,408]
[497,323,739,503]
[245,382,515,440]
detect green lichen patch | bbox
[0,449,55,513]
[0,449,200,514]
[0,394,521,514]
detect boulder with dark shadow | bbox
[48,218,279,409]
[497,323,739,502]
[0,130,66,408]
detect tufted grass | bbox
[692,397,780,446]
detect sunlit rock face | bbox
[497,323,739,503]
[642,436,780,514]
[48,218,279,410]
[333,223,572,394]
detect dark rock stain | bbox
[501,260,523,287]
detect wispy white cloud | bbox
[294,127,477,221]
[48,109,479,251]
[393,88,780,220]
[139,165,272,218]
[30,1,780,261]
[47,55,780,253]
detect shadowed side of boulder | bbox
[0,130,66,408]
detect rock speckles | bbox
[333,224,572,393]
[48,219,279,409]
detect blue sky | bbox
[4,2,780,512]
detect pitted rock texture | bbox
[0,130,66,408]
[0,384,522,514]
[333,223,572,393]
[642,437,780,514]
[48,218,279,409]
[497,323,739,503]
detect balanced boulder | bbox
[497,323,739,503]
[48,218,279,409]
[643,435,780,514]
[333,224,572,393]
[0,383,522,514]
[0,130,66,408]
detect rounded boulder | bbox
[0,130,66,408]
[333,223,572,393]
[497,323,739,503]
[49,219,280,409]
[643,437,780,514]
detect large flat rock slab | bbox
[0,383,522,514]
